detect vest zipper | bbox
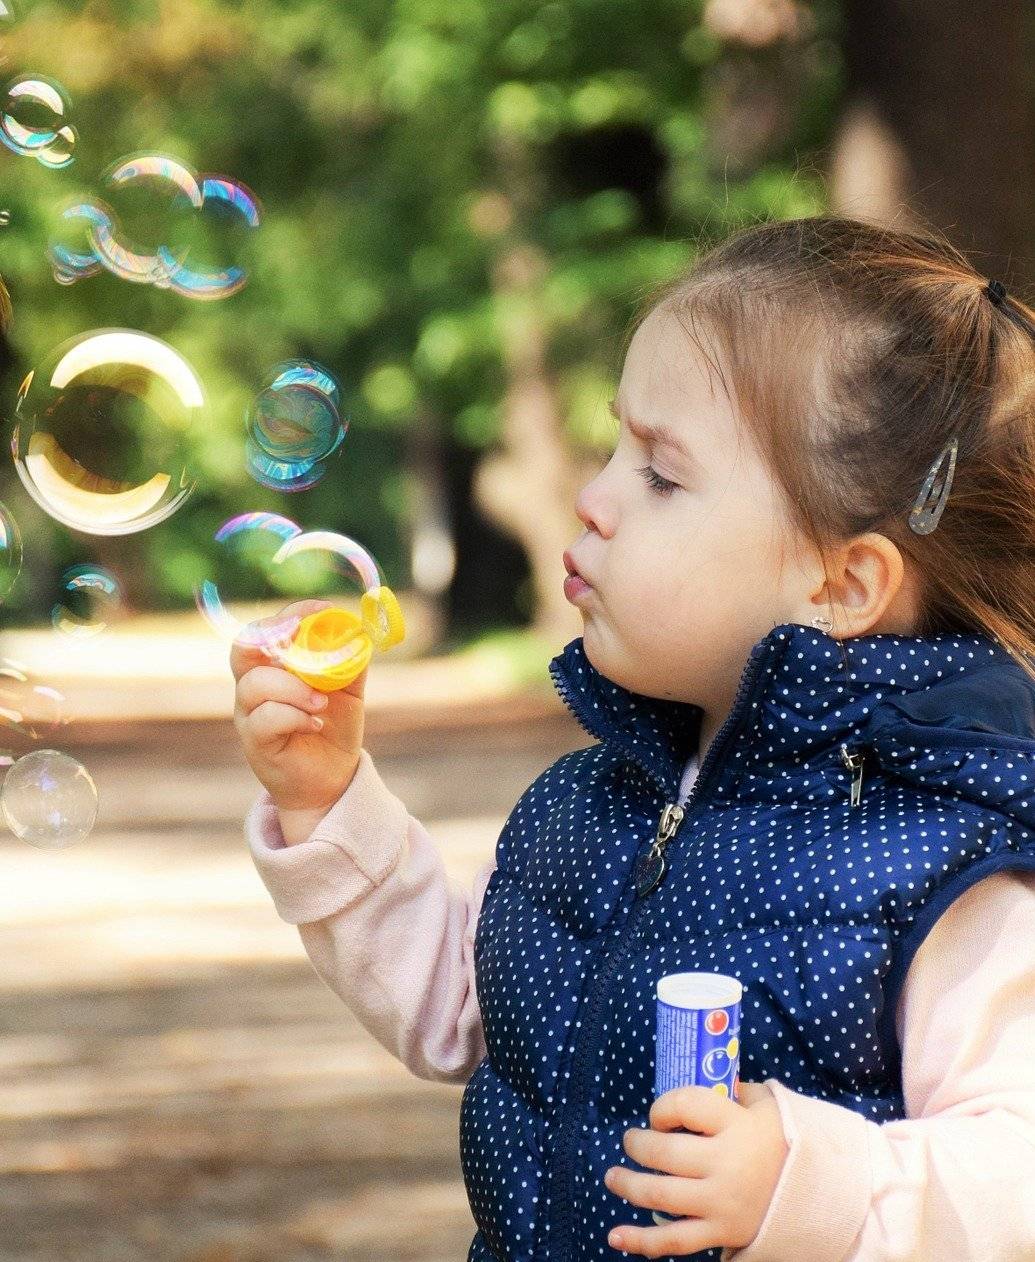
[541,644,770,1261]
[633,803,684,897]
[840,742,866,807]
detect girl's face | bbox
[567,305,815,711]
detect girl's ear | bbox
[808,532,916,639]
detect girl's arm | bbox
[722,868,1035,1262]
[245,747,494,1085]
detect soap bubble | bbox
[249,362,344,463]
[11,329,203,535]
[1,749,98,848]
[245,361,345,491]
[0,500,21,600]
[95,155,200,285]
[0,76,76,168]
[195,516,390,673]
[0,659,67,742]
[159,175,260,300]
[244,435,326,492]
[48,200,109,285]
[45,156,260,298]
[195,511,305,647]
[51,564,122,638]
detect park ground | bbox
[0,606,585,1261]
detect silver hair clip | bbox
[908,434,958,535]
[906,279,1035,536]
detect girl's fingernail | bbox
[311,693,329,710]
[608,1231,622,1249]
[310,715,324,730]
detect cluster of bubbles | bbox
[0,9,380,852]
[0,75,76,169]
[0,658,91,849]
[0,328,356,847]
[245,361,346,491]
[0,507,82,846]
[0,593,98,847]
[49,154,261,299]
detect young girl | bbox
[234,216,1035,1262]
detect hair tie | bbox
[983,276,1035,338]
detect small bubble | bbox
[1,749,98,849]
[0,210,10,226]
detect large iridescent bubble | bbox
[12,329,203,535]
[245,361,345,491]
[196,515,396,675]
[1,749,98,848]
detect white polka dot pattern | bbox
[459,623,1035,1262]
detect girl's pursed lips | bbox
[563,549,593,586]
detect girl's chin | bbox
[582,632,663,697]
[581,627,625,683]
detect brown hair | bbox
[0,274,9,331]
[635,215,1035,683]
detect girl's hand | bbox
[603,1081,788,1257]
[231,600,368,833]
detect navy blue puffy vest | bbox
[460,622,1035,1262]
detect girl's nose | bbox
[575,471,615,538]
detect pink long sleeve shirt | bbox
[245,747,1035,1260]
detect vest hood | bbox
[549,621,1035,830]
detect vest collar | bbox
[548,622,1035,803]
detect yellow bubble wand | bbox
[281,585,405,691]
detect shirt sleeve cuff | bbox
[720,1079,873,1262]
[244,748,411,925]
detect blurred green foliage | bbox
[0,0,841,625]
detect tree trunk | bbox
[831,0,1035,285]
[475,240,587,644]
[472,134,593,644]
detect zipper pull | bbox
[840,743,866,808]
[634,802,685,898]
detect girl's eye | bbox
[635,464,679,497]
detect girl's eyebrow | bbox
[607,398,699,470]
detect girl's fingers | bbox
[247,699,324,745]
[236,664,327,717]
[230,639,272,682]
